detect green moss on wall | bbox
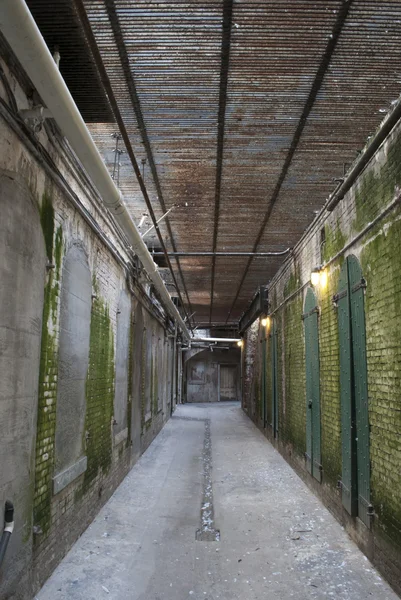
[318,266,342,486]
[34,197,63,538]
[284,265,301,298]
[353,128,401,234]
[322,221,346,263]
[282,296,306,454]
[360,213,401,548]
[83,294,115,489]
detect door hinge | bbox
[332,288,347,307]
[302,306,319,320]
[351,277,367,294]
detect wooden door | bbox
[220,365,237,400]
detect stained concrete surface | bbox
[55,244,92,473]
[36,403,399,600]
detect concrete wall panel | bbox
[55,244,91,476]
[0,172,46,596]
[114,287,131,439]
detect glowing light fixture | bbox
[261,316,271,329]
[311,268,321,286]
[237,340,243,348]
[311,266,328,288]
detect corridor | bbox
[36,403,397,600]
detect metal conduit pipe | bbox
[194,338,241,343]
[0,0,190,341]
[151,250,291,257]
[326,99,401,212]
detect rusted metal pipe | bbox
[151,250,291,258]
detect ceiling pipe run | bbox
[194,338,241,343]
[151,250,291,258]
[0,0,190,341]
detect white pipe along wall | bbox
[0,0,191,341]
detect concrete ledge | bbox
[114,427,128,447]
[53,456,87,495]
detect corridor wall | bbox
[243,113,401,594]
[0,55,176,599]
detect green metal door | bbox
[270,320,278,438]
[348,256,371,526]
[303,288,322,482]
[337,255,371,526]
[261,336,267,427]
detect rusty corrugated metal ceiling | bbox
[30,0,401,326]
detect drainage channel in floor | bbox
[196,418,220,542]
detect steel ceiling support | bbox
[73,0,192,329]
[103,0,195,328]
[225,0,353,323]
[209,0,234,324]
[151,250,291,258]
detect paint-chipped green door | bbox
[303,288,322,482]
[270,320,278,438]
[337,255,371,527]
[261,336,267,427]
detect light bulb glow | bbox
[320,269,328,289]
[237,340,243,348]
[261,316,271,329]
[311,270,320,286]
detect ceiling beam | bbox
[103,0,195,328]
[225,0,354,323]
[152,250,291,257]
[209,0,234,324]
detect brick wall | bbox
[243,114,401,594]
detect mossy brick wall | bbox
[33,192,63,538]
[318,262,342,488]
[360,200,401,550]
[281,294,306,455]
[32,204,174,594]
[83,291,115,489]
[243,116,401,591]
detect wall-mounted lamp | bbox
[320,269,328,290]
[261,316,271,329]
[311,268,321,286]
[311,267,328,289]
[237,340,243,348]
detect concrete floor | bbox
[36,403,399,600]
